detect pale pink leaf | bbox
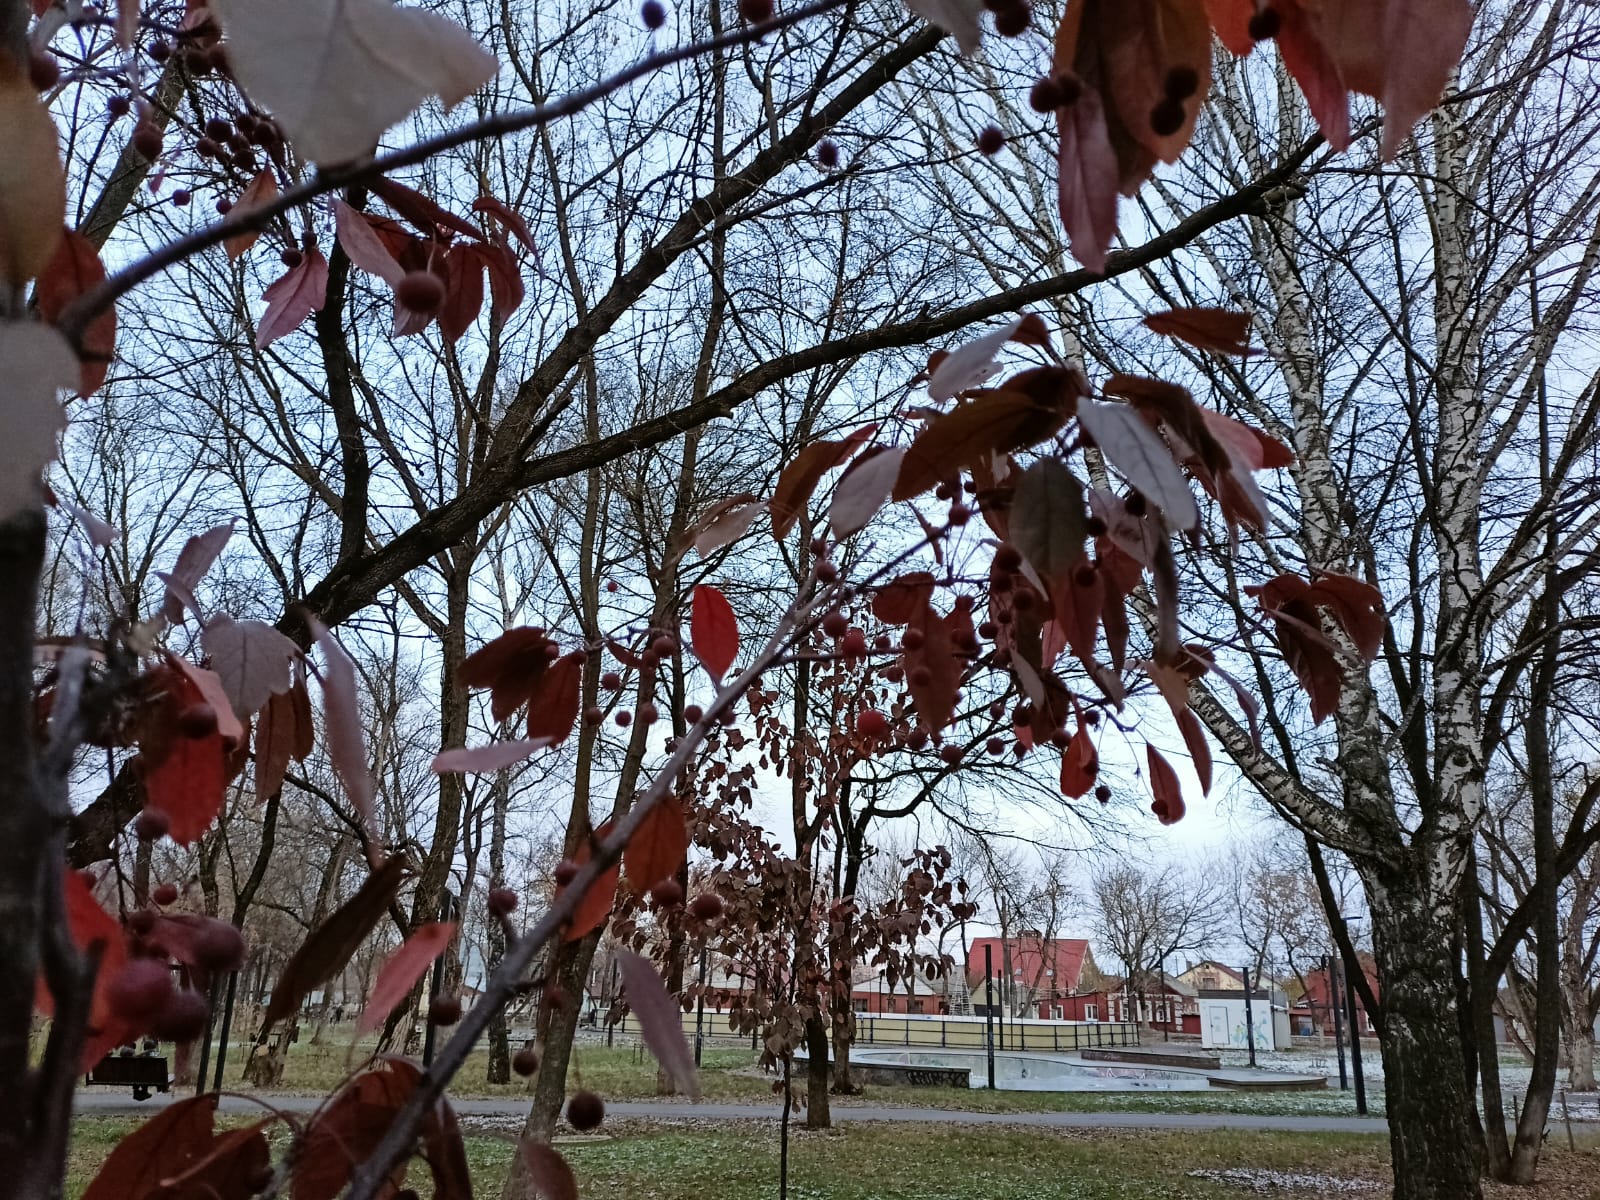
[901,0,984,54]
[334,200,404,284]
[308,615,374,829]
[356,921,457,1034]
[201,615,299,718]
[1056,88,1119,273]
[160,522,235,624]
[431,737,554,774]
[256,248,329,349]
[1077,398,1198,531]
[210,0,498,165]
[615,949,701,1098]
[471,195,537,256]
[63,503,120,547]
[927,318,1025,402]
[223,170,279,260]
[687,496,763,557]
[829,447,905,539]
[0,323,73,522]
[1379,0,1473,160]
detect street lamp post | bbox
[1327,952,1348,1090]
[1337,917,1368,1115]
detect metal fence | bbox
[606,1009,1140,1054]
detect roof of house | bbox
[965,936,1091,993]
[1180,960,1246,984]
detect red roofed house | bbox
[965,934,1105,1021]
[1291,955,1379,1038]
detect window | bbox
[852,999,868,1013]
[1085,1004,1098,1021]
[910,1000,925,1014]
[1045,969,1054,977]
[1052,1005,1064,1020]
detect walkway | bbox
[72,1090,1391,1134]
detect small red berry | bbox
[196,136,221,158]
[638,703,659,725]
[948,503,971,526]
[132,124,164,160]
[135,808,170,841]
[606,580,619,593]
[1074,564,1097,588]
[150,989,208,1041]
[992,0,1031,37]
[902,628,925,651]
[650,879,684,907]
[816,560,839,584]
[566,1090,605,1131]
[1149,96,1186,137]
[689,893,724,921]
[172,190,192,207]
[994,545,1022,572]
[107,959,174,1021]
[822,610,849,639]
[29,52,60,92]
[641,0,668,27]
[939,744,963,765]
[1164,65,1200,100]
[205,117,233,141]
[281,248,304,269]
[738,0,773,21]
[177,702,217,738]
[615,710,632,728]
[1095,784,1112,803]
[152,882,180,906]
[1125,492,1148,516]
[584,705,605,725]
[1029,76,1066,113]
[684,704,704,723]
[601,671,622,690]
[107,94,132,118]
[396,271,445,315]
[488,886,518,917]
[1248,6,1281,40]
[856,709,889,738]
[987,737,1006,756]
[149,39,172,63]
[429,994,462,1025]
[651,635,677,656]
[192,921,246,972]
[513,1046,541,1076]
[554,859,579,886]
[910,667,932,688]
[976,126,1005,156]
[816,139,840,170]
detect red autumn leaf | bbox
[153,1120,272,1200]
[458,626,554,722]
[691,584,739,680]
[769,429,874,541]
[264,856,408,1027]
[1143,307,1257,356]
[473,194,538,256]
[1305,572,1386,661]
[1146,743,1186,825]
[309,616,375,834]
[1177,706,1213,796]
[142,669,227,846]
[142,913,246,978]
[469,239,525,323]
[222,169,278,260]
[357,921,458,1035]
[289,674,316,760]
[256,243,328,349]
[371,176,483,241]
[254,686,297,801]
[294,1059,419,1200]
[557,821,620,942]
[334,199,404,284]
[81,1095,220,1200]
[894,388,1074,502]
[1059,725,1099,798]
[1202,0,1256,54]
[615,949,701,1097]
[527,651,583,743]
[39,870,132,1069]
[1007,456,1089,613]
[165,655,246,748]
[1248,571,1384,723]
[1199,407,1294,470]
[624,797,689,892]
[35,227,116,395]
[873,572,937,625]
[903,603,965,732]
[521,1143,579,1200]
[437,243,487,343]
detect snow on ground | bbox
[1187,1168,1381,1193]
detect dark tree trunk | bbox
[804,1011,831,1126]
[485,765,512,1084]
[1369,879,1482,1200]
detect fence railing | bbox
[605,1008,1140,1054]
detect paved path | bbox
[73,1089,1392,1134]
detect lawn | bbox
[66,1115,1394,1199]
[227,1037,1388,1118]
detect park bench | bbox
[88,1043,171,1101]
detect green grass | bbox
[67,1116,1393,1200]
[242,1037,1381,1117]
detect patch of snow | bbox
[1187,1167,1382,1193]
